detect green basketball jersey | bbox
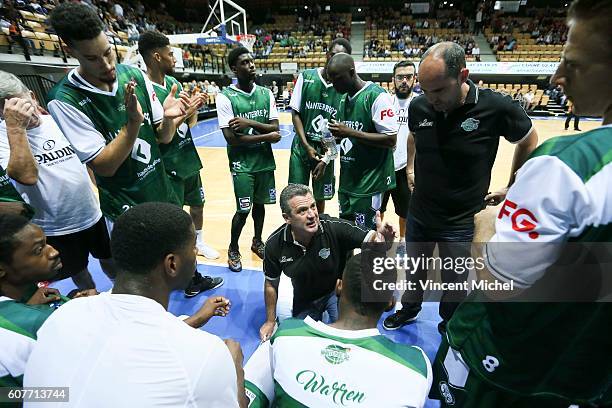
[47,64,179,220]
[220,85,276,173]
[0,165,23,204]
[153,75,202,179]
[0,291,69,387]
[338,82,396,197]
[448,126,612,403]
[244,317,431,407]
[297,68,344,142]
[0,165,34,219]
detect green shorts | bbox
[338,192,382,230]
[232,170,276,213]
[168,173,205,207]
[431,336,577,408]
[288,136,335,201]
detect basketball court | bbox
[51,112,602,407]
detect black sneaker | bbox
[184,271,224,298]
[382,310,418,331]
[228,248,242,272]
[251,237,265,259]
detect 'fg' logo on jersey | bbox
[355,213,365,227]
[498,199,539,239]
[380,108,394,120]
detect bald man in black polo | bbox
[383,42,539,332]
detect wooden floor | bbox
[195,113,602,270]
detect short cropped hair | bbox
[138,31,170,62]
[110,203,194,275]
[330,38,352,55]
[568,0,612,57]
[227,46,251,68]
[49,3,105,46]
[421,42,466,78]
[342,251,397,316]
[0,214,30,265]
[279,184,312,215]
[393,60,416,76]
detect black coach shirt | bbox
[264,214,370,314]
[408,80,533,228]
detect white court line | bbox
[193,129,222,142]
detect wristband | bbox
[321,155,331,165]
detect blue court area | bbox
[52,259,443,407]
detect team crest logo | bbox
[321,344,350,365]
[355,213,365,226]
[460,118,480,132]
[439,382,455,405]
[319,248,330,259]
[269,188,277,201]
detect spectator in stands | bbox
[0,71,112,290]
[523,89,536,111]
[270,81,278,99]
[24,203,247,407]
[475,5,484,34]
[472,44,481,61]
[247,251,432,407]
[0,213,97,388]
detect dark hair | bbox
[279,183,312,215]
[330,38,352,55]
[568,0,612,56]
[138,30,170,62]
[227,46,251,68]
[393,60,416,77]
[49,3,105,46]
[110,203,194,275]
[421,42,466,78]
[342,251,397,317]
[0,214,30,265]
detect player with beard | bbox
[380,60,416,252]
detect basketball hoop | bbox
[234,34,256,53]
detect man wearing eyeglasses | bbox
[380,61,416,253]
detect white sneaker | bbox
[196,241,220,259]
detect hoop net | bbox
[233,34,256,52]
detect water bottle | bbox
[321,119,338,160]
